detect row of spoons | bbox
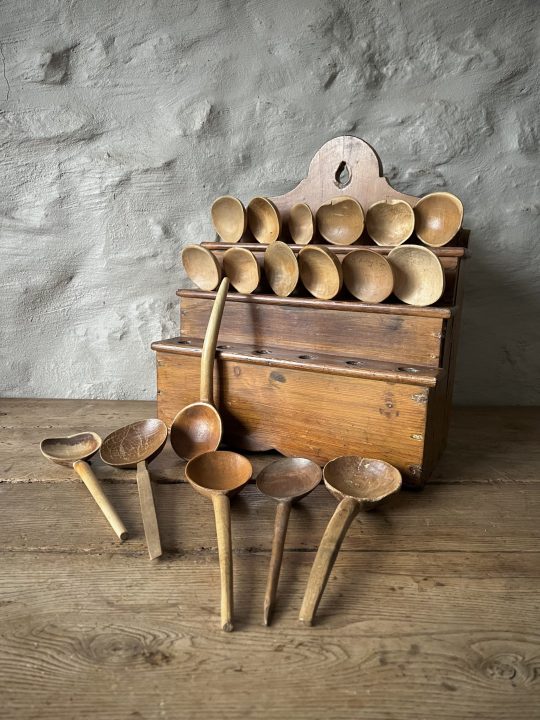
[212,191,463,248]
[183,242,446,306]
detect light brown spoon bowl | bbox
[264,241,299,297]
[316,196,365,245]
[288,202,314,245]
[186,450,253,631]
[247,197,281,244]
[211,195,247,243]
[300,455,401,625]
[298,246,343,299]
[388,245,445,306]
[223,246,260,294]
[182,244,222,291]
[365,199,415,246]
[342,249,394,303]
[414,192,463,247]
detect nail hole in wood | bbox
[177,340,192,345]
[399,366,420,373]
[217,345,231,350]
[334,160,351,189]
[254,349,271,355]
[298,354,315,360]
[346,360,364,366]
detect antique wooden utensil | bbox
[40,432,128,542]
[414,191,463,247]
[256,457,322,626]
[316,196,365,245]
[365,199,415,246]
[247,196,281,244]
[185,450,252,631]
[182,244,222,291]
[222,247,260,294]
[387,244,445,306]
[299,455,401,625]
[288,202,314,245]
[100,419,167,560]
[211,195,247,243]
[342,248,394,303]
[298,246,343,299]
[170,277,229,460]
[264,241,299,297]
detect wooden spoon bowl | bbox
[316,196,365,245]
[342,249,394,303]
[288,202,314,245]
[414,192,463,247]
[264,241,299,297]
[365,199,414,246]
[388,245,445,306]
[170,402,222,461]
[247,196,281,244]
[298,246,343,300]
[100,419,168,468]
[223,247,260,294]
[182,244,222,291]
[41,432,101,466]
[211,195,247,243]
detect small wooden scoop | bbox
[316,196,365,245]
[365,199,415,246]
[182,244,222,291]
[170,277,229,460]
[40,432,128,542]
[223,247,260,294]
[288,202,314,245]
[264,241,299,297]
[414,191,463,247]
[186,450,252,631]
[298,246,343,300]
[247,197,281,244]
[211,195,247,243]
[100,419,167,560]
[299,455,401,625]
[257,457,321,626]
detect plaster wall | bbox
[0,0,538,403]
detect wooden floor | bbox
[0,399,539,719]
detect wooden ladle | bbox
[247,196,281,244]
[288,202,314,245]
[316,196,365,245]
[170,277,229,460]
[256,457,321,626]
[182,244,222,291]
[298,246,343,300]
[100,419,168,560]
[211,195,247,243]
[40,432,128,542]
[342,248,394,303]
[414,191,463,247]
[223,247,261,294]
[264,241,299,297]
[365,199,415,246]
[299,455,401,625]
[186,450,253,631]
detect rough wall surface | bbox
[0,0,538,403]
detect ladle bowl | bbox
[288,202,314,245]
[299,455,401,625]
[365,199,415,246]
[387,244,445,306]
[182,244,222,291]
[414,191,463,247]
[40,432,128,542]
[257,457,321,625]
[223,247,260,294]
[186,450,253,631]
[247,196,281,244]
[316,196,365,245]
[211,195,247,243]
[264,241,299,297]
[342,249,394,303]
[298,246,343,300]
[101,418,168,560]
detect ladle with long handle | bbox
[40,432,128,542]
[170,277,229,460]
[299,455,401,625]
[256,458,321,625]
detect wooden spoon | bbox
[298,246,343,300]
[299,455,401,625]
[170,277,229,460]
[387,245,445,306]
[223,247,260,294]
[40,432,128,542]
[211,195,247,243]
[342,248,394,303]
[247,197,281,244]
[186,450,253,631]
[101,419,168,560]
[264,241,299,297]
[365,199,415,246]
[256,457,321,626]
[288,202,314,245]
[182,244,222,291]
[316,196,365,245]
[414,191,463,247]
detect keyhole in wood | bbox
[334,161,351,188]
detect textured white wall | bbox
[0,0,538,403]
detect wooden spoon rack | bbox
[152,136,468,486]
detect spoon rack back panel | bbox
[152,136,468,486]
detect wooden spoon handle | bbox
[136,460,162,560]
[299,496,359,625]
[200,277,230,404]
[212,493,234,632]
[263,499,292,626]
[73,460,128,542]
